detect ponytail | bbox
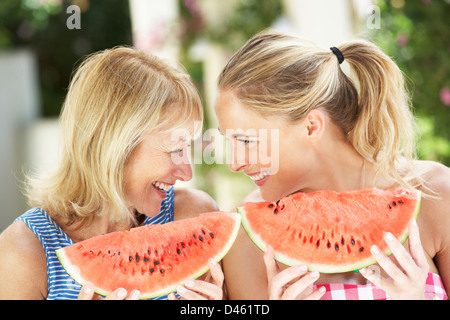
[339,40,416,187]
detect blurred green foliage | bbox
[0,0,132,117]
[369,0,450,165]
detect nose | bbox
[172,151,193,182]
[174,162,192,181]
[229,162,246,172]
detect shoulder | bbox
[173,188,219,221]
[414,160,450,202]
[0,219,47,299]
[413,161,450,247]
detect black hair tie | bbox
[330,47,344,64]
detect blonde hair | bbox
[218,30,418,190]
[26,47,202,225]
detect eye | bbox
[170,144,191,155]
[237,138,256,145]
[171,148,183,154]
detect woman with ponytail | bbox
[216,30,449,300]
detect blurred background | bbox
[0,0,449,231]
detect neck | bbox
[299,139,372,193]
[56,212,134,243]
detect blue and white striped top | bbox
[15,186,175,300]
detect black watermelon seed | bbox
[154,250,158,255]
[144,258,149,262]
[398,200,404,204]
[316,240,320,247]
[359,247,364,252]
[268,204,274,208]
[209,233,214,239]
[274,209,278,214]
[150,268,155,274]
[129,256,133,262]
[341,237,345,245]
[327,241,331,249]
[335,244,339,251]
[177,249,181,255]
[181,243,186,248]
[392,201,397,206]
[388,205,392,209]
[135,255,140,262]
[160,269,165,274]
[202,229,206,235]
[118,251,120,256]
[193,234,196,239]
[199,235,203,242]
[154,260,160,265]
[276,200,280,206]
[351,239,355,245]
[108,250,110,254]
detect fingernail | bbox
[295,265,308,272]
[83,285,93,294]
[410,218,418,227]
[185,280,195,288]
[131,290,140,300]
[209,258,217,266]
[117,288,127,298]
[370,245,380,255]
[318,286,326,293]
[310,271,320,278]
[384,232,395,242]
[177,286,186,294]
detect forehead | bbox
[215,90,286,133]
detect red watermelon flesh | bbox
[56,212,240,299]
[238,188,421,273]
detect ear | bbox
[304,109,326,140]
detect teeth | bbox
[152,181,171,192]
[250,173,268,181]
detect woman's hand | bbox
[360,218,430,300]
[264,245,325,300]
[168,259,224,300]
[78,285,140,300]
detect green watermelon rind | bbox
[237,190,421,274]
[56,212,241,299]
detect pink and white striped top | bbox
[314,273,447,300]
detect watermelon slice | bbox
[56,212,240,299]
[238,188,421,273]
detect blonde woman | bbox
[0,47,223,300]
[216,31,449,300]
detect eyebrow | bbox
[217,127,258,139]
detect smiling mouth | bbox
[248,172,270,181]
[152,181,172,193]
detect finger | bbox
[270,265,308,300]
[303,286,326,300]
[370,244,407,283]
[360,267,395,293]
[177,285,207,300]
[126,289,140,300]
[208,258,224,288]
[407,219,429,273]
[78,284,96,300]
[263,245,279,284]
[104,288,127,300]
[384,232,417,277]
[168,292,179,300]
[281,271,319,300]
[184,280,223,300]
